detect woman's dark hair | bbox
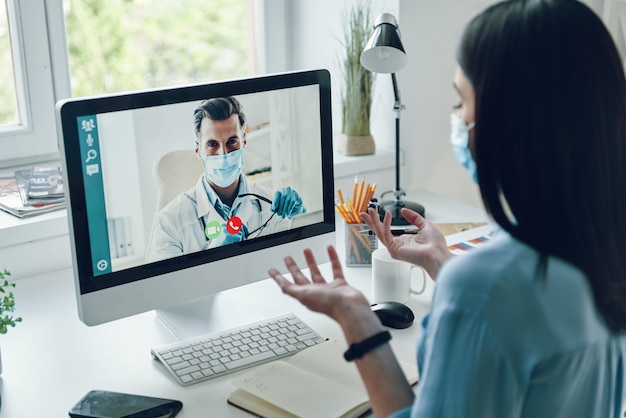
[193,96,247,139]
[458,0,626,332]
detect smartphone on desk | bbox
[68,390,182,418]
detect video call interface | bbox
[74,84,325,278]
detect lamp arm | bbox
[390,73,405,202]
[391,73,405,116]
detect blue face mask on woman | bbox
[450,113,478,183]
[203,148,244,188]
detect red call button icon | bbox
[226,216,243,234]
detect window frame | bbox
[0,0,65,168]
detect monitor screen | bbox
[57,69,335,337]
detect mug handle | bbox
[409,266,427,295]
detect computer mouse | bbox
[370,301,415,329]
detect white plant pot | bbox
[337,133,375,156]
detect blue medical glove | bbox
[215,223,249,246]
[271,187,306,219]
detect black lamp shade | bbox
[360,13,408,74]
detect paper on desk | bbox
[287,338,417,386]
[231,360,368,418]
[433,222,488,236]
[443,223,496,256]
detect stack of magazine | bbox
[0,165,66,219]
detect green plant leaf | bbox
[0,268,20,334]
[340,0,374,137]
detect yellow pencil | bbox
[337,189,345,206]
[354,180,365,217]
[338,202,351,223]
[335,205,350,223]
[361,183,374,213]
[346,199,361,224]
[342,204,355,223]
[362,183,377,213]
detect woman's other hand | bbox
[360,207,452,279]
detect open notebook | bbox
[228,338,418,418]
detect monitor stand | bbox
[155,293,269,341]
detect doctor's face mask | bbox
[203,148,244,188]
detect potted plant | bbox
[0,268,22,374]
[337,1,375,156]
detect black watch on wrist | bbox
[343,330,392,362]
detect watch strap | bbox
[343,330,392,362]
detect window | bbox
[0,0,266,168]
[0,3,18,127]
[62,0,256,97]
[0,0,58,167]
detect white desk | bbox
[0,191,487,417]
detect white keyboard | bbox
[151,313,325,386]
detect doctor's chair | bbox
[153,149,204,211]
[145,150,204,259]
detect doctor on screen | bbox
[147,96,305,262]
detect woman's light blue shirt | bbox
[391,231,626,418]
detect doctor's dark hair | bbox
[193,96,247,140]
[457,0,626,332]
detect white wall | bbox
[286,0,611,210]
[397,0,495,209]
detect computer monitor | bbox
[56,69,335,339]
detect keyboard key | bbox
[224,350,275,370]
[176,365,200,376]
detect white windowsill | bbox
[0,208,68,247]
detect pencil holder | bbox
[345,224,378,267]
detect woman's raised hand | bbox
[268,245,372,324]
[360,207,452,280]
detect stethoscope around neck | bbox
[200,192,277,240]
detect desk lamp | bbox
[360,13,425,225]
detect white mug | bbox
[371,247,426,303]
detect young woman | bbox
[268,0,626,416]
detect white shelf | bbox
[332,148,395,178]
